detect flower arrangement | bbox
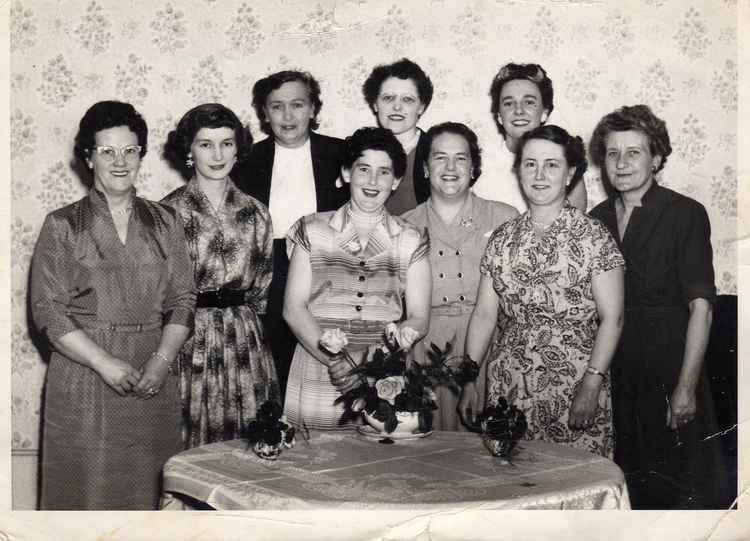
[320,327,480,435]
[244,401,296,460]
[468,398,528,460]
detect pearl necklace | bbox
[530,218,552,231]
[110,205,133,217]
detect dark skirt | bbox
[612,305,731,508]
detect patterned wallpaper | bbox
[10,0,738,452]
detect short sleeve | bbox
[590,220,625,276]
[285,216,311,259]
[408,227,429,266]
[162,210,197,327]
[480,227,503,276]
[677,202,716,304]
[29,214,81,342]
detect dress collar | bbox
[328,201,402,238]
[89,186,138,217]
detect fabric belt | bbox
[316,317,391,333]
[84,320,162,333]
[196,288,248,308]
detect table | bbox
[161,431,630,510]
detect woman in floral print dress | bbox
[163,103,279,448]
[459,125,625,458]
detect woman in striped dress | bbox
[282,127,432,429]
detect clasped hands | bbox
[327,323,419,393]
[96,353,170,399]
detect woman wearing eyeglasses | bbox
[30,101,196,509]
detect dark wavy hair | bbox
[252,70,322,136]
[589,104,672,175]
[342,127,407,179]
[164,103,253,180]
[489,63,554,138]
[362,58,434,114]
[74,100,148,167]
[418,122,482,186]
[513,125,588,188]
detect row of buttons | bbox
[437,272,464,278]
[437,250,462,256]
[356,259,366,311]
[441,295,467,302]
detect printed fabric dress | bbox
[480,202,624,458]
[402,193,518,430]
[30,188,195,510]
[284,203,429,429]
[162,179,280,448]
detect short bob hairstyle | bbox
[74,100,148,166]
[489,63,554,138]
[589,104,672,176]
[362,58,434,114]
[164,103,253,180]
[513,125,588,188]
[252,70,323,136]
[342,127,407,180]
[418,122,482,185]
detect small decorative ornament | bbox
[459,216,474,228]
[346,239,362,254]
[186,155,194,168]
[468,397,527,462]
[245,401,295,461]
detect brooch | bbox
[346,239,362,254]
[459,216,474,228]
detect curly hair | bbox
[513,125,588,188]
[74,100,148,167]
[589,104,672,175]
[164,103,253,180]
[252,70,322,135]
[362,58,434,114]
[342,127,407,179]
[417,122,482,185]
[489,63,554,138]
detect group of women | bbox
[30,58,727,510]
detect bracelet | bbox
[150,351,175,375]
[584,366,607,380]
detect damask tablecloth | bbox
[161,431,630,510]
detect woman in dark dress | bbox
[363,58,434,214]
[589,104,731,508]
[163,103,279,448]
[30,101,195,509]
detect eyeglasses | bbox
[92,145,142,163]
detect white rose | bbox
[397,326,420,349]
[375,376,406,405]
[320,328,348,354]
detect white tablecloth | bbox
[161,431,630,510]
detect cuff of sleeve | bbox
[164,307,195,328]
[684,285,716,305]
[46,321,83,344]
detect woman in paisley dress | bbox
[163,103,279,448]
[459,125,625,458]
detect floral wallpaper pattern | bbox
[10,0,738,452]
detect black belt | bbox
[196,289,248,308]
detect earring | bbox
[186,155,194,168]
